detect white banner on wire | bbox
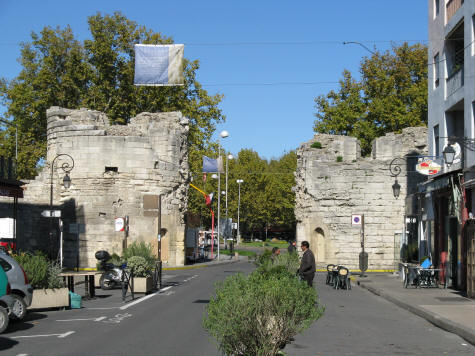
[134,44,184,86]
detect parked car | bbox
[0,251,33,320]
[0,265,14,333]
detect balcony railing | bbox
[446,67,464,97]
[446,0,464,23]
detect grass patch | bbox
[241,241,288,248]
[220,249,257,257]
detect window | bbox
[435,0,439,17]
[433,125,440,157]
[105,167,118,173]
[434,53,440,88]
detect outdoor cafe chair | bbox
[335,267,351,290]
[326,264,337,285]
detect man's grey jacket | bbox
[298,249,316,280]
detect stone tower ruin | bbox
[294,127,427,271]
[13,107,190,268]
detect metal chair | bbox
[335,267,351,290]
[326,264,336,285]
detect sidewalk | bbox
[356,273,475,345]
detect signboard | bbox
[351,214,362,226]
[41,210,61,218]
[115,217,125,232]
[416,159,441,176]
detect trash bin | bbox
[69,291,82,309]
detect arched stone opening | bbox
[311,227,325,263]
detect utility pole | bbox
[157,194,162,289]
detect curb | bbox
[357,281,475,346]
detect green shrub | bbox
[122,241,155,267]
[336,156,343,162]
[311,142,322,149]
[254,249,273,267]
[47,262,65,289]
[13,252,49,289]
[126,256,152,277]
[13,252,64,289]
[204,271,323,356]
[257,251,300,278]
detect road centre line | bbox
[11,331,75,339]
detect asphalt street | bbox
[0,262,474,355]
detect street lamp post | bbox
[236,179,243,244]
[225,154,233,249]
[217,130,229,260]
[49,154,74,264]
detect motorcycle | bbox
[95,250,125,290]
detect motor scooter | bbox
[95,250,125,290]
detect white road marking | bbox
[56,316,107,322]
[16,354,29,356]
[119,292,158,310]
[11,331,75,339]
[102,313,132,324]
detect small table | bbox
[59,272,98,298]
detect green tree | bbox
[0,12,224,178]
[314,42,427,155]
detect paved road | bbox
[0,261,254,356]
[1,263,474,355]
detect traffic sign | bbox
[115,217,125,232]
[351,214,362,226]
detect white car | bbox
[0,251,33,320]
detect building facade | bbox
[426,0,475,296]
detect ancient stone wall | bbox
[294,127,427,270]
[1,107,189,267]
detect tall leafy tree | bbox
[0,12,224,178]
[314,42,427,155]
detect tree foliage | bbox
[0,12,224,178]
[188,149,297,239]
[314,43,427,155]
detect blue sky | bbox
[0,0,428,160]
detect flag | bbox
[205,192,214,207]
[202,156,224,173]
[134,44,184,86]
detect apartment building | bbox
[425,0,475,296]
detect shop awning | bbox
[418,176,451,193]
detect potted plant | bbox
[127,256,153,293]
[14,252,69,309]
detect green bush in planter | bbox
[126,256,152,277]
[13,252,49,289]
[13,252,65,289]
[122,242,155,267]
[203,271,324,356]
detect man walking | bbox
[298,241,316,287]
[287,240,297,254]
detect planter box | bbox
[132,276,153,293]
[28,287,69,309]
